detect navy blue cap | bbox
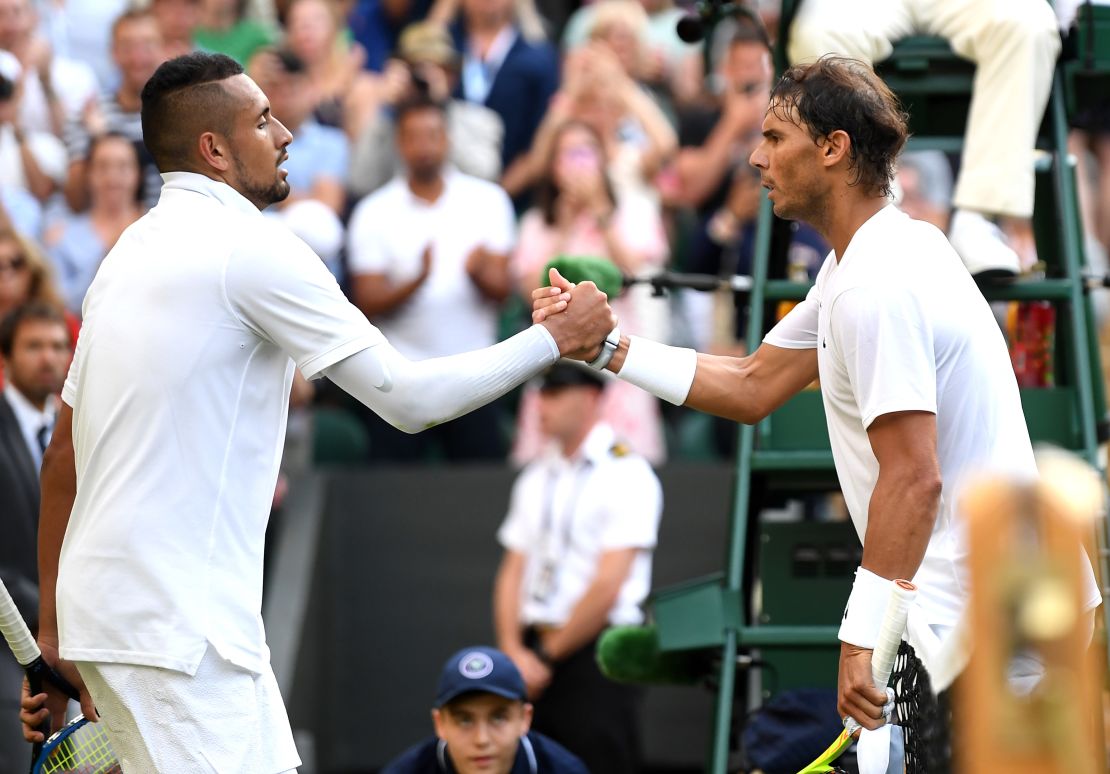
[434,646,526,708]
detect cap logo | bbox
[458,651,494,680]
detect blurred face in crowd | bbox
[151,0,202,43]
[433,694,531,774]
[537,383,602,446]
[88,136,142,208]
[286,0,336,65]
[461,0,514,28]
[749,100,826,222]
[222,74,293,209]
[0,236,32,313]
[0,0,33,51]
[397,105,448,184]
[720,39,772,102]
[551,124,605,192]
[2,317,70,408]
[113,16,167,94]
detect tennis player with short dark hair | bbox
[382,646,587,774]
[18,51,614,772]
[534,55,1101,760]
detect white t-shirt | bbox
[498,423,662,627]
[58,172,383,674]
[346,169,515,360]
[764,205,1101,627]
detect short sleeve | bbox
[61,326,83,406]
[497,469,539,552]
[225,222,383,379]
[829,286,937,428]
[346,195,389,275]
[763,285,820,350]
[596,459,662,550]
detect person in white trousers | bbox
[787,0,1061,279]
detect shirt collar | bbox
[835,203,902,266]
[158,171,263,218]
[545,422,615,466]
[4,383,54,432]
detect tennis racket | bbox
[0,578,120,773]
[796,578,917,774]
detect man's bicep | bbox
[866,410,938,471]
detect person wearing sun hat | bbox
[381,646,588,774]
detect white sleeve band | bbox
[838,567,897,649]
[323,325,559,433]
[616,335,697,406]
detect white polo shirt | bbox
[764,205,1101,626]
[498,423,663,627]
[346,169,515,360]
[58,172,383,674]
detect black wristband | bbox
[532,640,555,667]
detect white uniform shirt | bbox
[764,205,1101,626]
[58,172,383,674]
[346,169,515,360]
[498,423,663,627]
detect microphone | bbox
[674,1,770,46]
[596,625,712,685]
[543,255,625,299]
[676,12,706,43]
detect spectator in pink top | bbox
[510,119,668,465]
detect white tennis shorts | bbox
[75,644,301,774]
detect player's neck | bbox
[819,195,888,263]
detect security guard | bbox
[493,362,663,774]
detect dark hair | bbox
[770,56,908,198]
[394,94,447,129]
[140,52,245,173]
[536,120,616,227]
[0,302,68,359]
[87,131,146,205]
[0,74,13,102]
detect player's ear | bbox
[432,708,446,740]
[198,131,231,172]
[519,702,533,734]
[821,129,851,170]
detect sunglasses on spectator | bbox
[0,256,28,275]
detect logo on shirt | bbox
[459,652,494,680]
[822,337,827,349]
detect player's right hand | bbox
[536,268,617,360]
[837,642,889,732]
[21,637,98,743]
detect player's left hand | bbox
[837,642,889,731]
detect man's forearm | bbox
[38,415,77,639]
[544,548,637,661]
[493,554,526,653]
[860,467,942,580]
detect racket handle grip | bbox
[871,579,917,689]
[0,581,39,667]
[25,656,80,702]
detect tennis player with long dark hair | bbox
[534,55,1101,771]
[18,51,614,773]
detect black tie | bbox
[37,422,51,453]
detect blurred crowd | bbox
[1,0,1108,468]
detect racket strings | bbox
[37,721,121,774]
[891,641,954,774]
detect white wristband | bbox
[615,335,697,406]
[838,567,896,650]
